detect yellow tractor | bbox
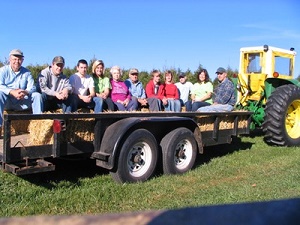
[234,45,300,146]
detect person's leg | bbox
[70,94,80,112]
[185,100,192,111]
[174,100,182,112]
[126,98,138,111]
[62,95,73,113]
[212,104,233,112]
[30,92,43,114]
[147,98,162,111]
[169,100,177,112]
[192,101,210,111]
[0,91,8,126]
[164,100,171,111]
[93,96,104,113]
[191,102,202,111]
[197,104,232,112]
[103,97,116,111]
[114,102,126,111]
[41,92,49,112]
[9,92,42,113]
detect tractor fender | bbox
[265,77,300,87]
[92,116,200,170]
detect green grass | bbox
[1,132,300,217]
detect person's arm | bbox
[24,70,36,95]
[198,82,213,102]
[38,69,56,96]
[174,85,180,100]
[0,66,13,95]
[145,82,155,98]
[88,77,96,97]
[101,87,110,99]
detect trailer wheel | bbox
[263,84,300,146]
[110,129,158,183]
[160,127,197,175]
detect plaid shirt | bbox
[213,78,236,106]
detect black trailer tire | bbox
[160,127,197,175]
[110,129,158,183]
[263,84,300,146]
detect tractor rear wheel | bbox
[263,84,300,146]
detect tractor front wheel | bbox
[263,84,300,146]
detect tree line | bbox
[0,58,238,87]
[1,58,299,87]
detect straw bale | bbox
[28,109,95,145]
[27,119,53,145]
[64,118,95,142]
[2,110,31,135]
[196,115,248,132]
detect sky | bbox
[1,0,300,79]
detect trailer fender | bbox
[92,117,201,170]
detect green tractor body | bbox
[233,45,300,146]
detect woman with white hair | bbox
[110,66,138,111]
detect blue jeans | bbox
[186,101,211,111]
[164,99,181,112]
[197,104,234,112]
[70,94,103,113]
[0,91,43,125]
[114,98,138,111]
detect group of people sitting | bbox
[0,49,236,129]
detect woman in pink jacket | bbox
[110,66,138,111]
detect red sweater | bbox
[164,83,179,99]
[145,80,165,100]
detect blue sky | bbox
[1,0,299,79]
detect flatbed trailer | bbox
[0,111,252,183]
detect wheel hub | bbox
[132,153,143,164]
[176,148,186,159]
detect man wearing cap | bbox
[125,68,148,109]
[175,72,193,110]
[197,67,236,112]
[0,49,43,129]
[37,56,73,113]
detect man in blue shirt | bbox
[0,49,43,129]
[197,67,236,112]
[125,68,148,109]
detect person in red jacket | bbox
[145,69,167,111]
[163,70,181,112]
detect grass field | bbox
[1,130,300,217]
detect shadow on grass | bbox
[194,136,254,167]
[19,131,261,187]
[20,156,109,189]
[240,128,265,138]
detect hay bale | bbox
[27,108,95,145]
[3,110,31,135]
[64,118,95,142]
[196,115,248,132]
[28,117,95,145]
[27,119,53,145]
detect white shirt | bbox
[69,73,94,96]
[175,81,193,103]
